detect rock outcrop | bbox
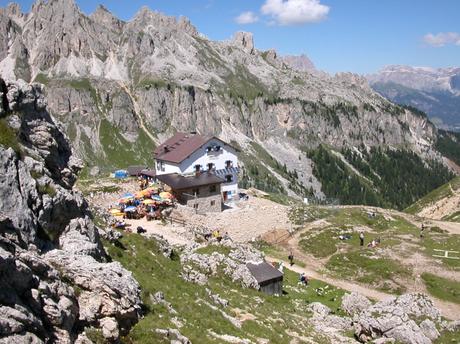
[347,293,442,344]
[0,79,142,343]
[180,242,262,289]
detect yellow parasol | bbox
[135,192,144,199]
[141,189,152,196]
[143,199,155,205]
[109,208,121,214]
[160,191,173,199]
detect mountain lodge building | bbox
[153,132,239,212]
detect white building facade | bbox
[154,134,239,202]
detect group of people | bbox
[359,231,381,248]
[203,229,231,243]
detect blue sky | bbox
[3,0,460,74]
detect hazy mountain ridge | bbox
[368,65,460,130]
[0,0,457,202]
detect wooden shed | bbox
[246,262,283,295]
[127,165,148,176]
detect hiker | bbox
[204,231,212,241]
[420,223,425,238]
[368,239,379,248]
[299,273,308,285]
[213,230,223,242]
[114,220,126,229]
[288,252,294,266]
[359,231,364,247]
[223,232,231,241]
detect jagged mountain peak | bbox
[232,31,255,54]
[130,5,197,36]
[31,0,80,15]
[281,54,316,72]
[90,3,124,32]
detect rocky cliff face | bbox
[0,79,141,343]
[0,0,455,199]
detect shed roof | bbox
[140,169,156,178]
[246,262,283,285]
[156,172,224,190]
[128,165,148,176]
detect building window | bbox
[225,174,233,183]
[214,145,221,152]
[193,203,199,209]
[156,161,165,172]
[192,188,199,196]
[207,163,215,171]
[194,164,201,172]
[210,200,216,206]
[209,185,217,193]
[206,146,212,153]
[225,160,233,168]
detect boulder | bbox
[155,328,191,344]
[342,292,372,316]
[419,319,439,341]
[44,250,142,331]
[100,317,119,341]
[354,294,442,344]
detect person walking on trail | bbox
[359,231,364,247]
[420,223,425,238]
[288,252,294,266]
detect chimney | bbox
[163,146,169,153]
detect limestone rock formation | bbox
[180,243,262,289]
[341,292,373,317]
[0,79,142,342]
[353,294,441,344]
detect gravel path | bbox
[265,218,460,321]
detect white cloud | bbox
[261,0,329,26]
[235,11,259,24]
[423,32,460,47]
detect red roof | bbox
[154,132,217,163]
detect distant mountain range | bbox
[367,66,460,131]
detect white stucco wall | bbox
[180,138,238,173]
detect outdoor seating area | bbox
[108,181,176,223]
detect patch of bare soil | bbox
[417,183,460,220]
[175,196,290,243]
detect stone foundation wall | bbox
[186,193,222,212]
[177,183,223,212]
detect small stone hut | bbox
[246,262,283,295]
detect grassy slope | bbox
[104,234,347,344]
[292,207,460,295]
[102,223,460,344]
[421,273,460,304]
[405,176,460,216]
